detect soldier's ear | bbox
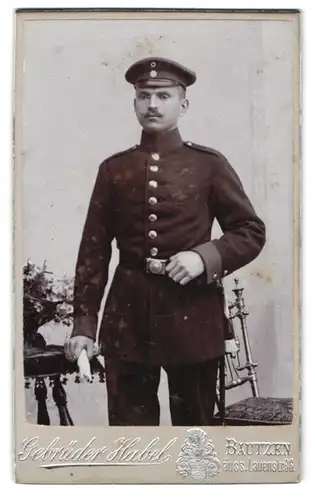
[180,98,189,117]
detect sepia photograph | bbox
[17,10,298,430]
[13,8,301,485]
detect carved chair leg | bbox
[34,377,50,425]
[52,375,74,426]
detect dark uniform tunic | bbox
[72,128,265,360]
[71,127,265,424]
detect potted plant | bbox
[23,260,74,351]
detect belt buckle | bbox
[146,258,167,275]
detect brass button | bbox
[151,153,160,161]
[148,214,157,222]
[149,180,158,188]
[187,141,192,146]
[224,270,228,276]
[148,197,157,205]
[150,247,158,257]
[213,272,218,279]
[148,230,157,239]
[149,165,159,172]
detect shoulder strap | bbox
[184,141,222,158]
[107,144,138,161]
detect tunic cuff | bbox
[192,241,223,284]
[71,315,97,341]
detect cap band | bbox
[135,78,184,89]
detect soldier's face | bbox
[134,86,189,133]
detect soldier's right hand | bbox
[64,335,95,362]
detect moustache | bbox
[144,113,163,118]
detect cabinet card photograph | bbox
[14,9,301,484]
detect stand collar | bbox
[138,127,183,156]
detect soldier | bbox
[64,57,266,426]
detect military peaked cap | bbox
[125,57,196,89]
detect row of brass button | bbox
[148,154,159,256]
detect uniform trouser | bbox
[104,358,219,426]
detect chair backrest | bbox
[224,277,260,398]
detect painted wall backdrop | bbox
[22,18,294,425]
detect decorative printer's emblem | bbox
[176,428,220,480]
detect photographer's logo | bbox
[176,428,220,480]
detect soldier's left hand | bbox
[166,251,205,286]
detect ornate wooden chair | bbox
[214,278,293,426]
